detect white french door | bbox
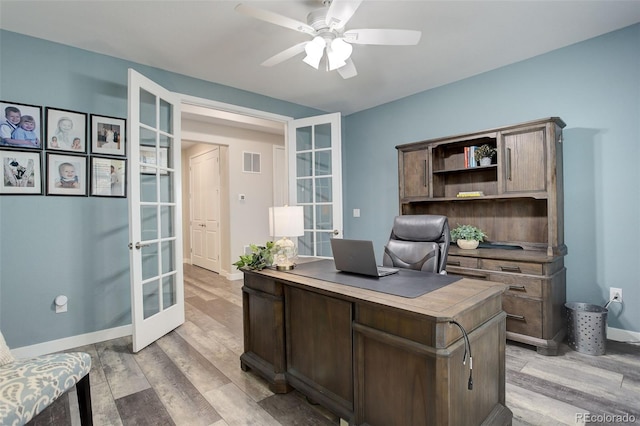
[190,148,220,273]
[128,69,184,353]
[288,113,343,257]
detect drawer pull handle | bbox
[448,261,461,266]
[423,159,427,187]
[506,313,525,321]
[500,265,521,273]
[508,285,526,291]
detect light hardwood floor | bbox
[31,264,640,425]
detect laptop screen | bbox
[330,238,393,277]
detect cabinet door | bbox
[502,127,547,193]
[401,149,429,197]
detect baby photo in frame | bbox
[46,152,87,196]
[91,114,126,157]
[0,149,42,195]
[0,100,43,149]
[91,156,126,198]
[46,107,87,153]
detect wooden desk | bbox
[240,265,513,426]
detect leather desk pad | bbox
[285,259,461,298]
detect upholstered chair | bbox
[383,215,451,274]
[0,331,93,425]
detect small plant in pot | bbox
[450,224,488,249]
[474,144,497,166]
[233,241,275,271]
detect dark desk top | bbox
[286,259,461,298]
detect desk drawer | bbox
[481,259,543,275]
[502,295,542,338]
[447,255,479,269]
[486,273,543,299]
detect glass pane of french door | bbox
[289,113,342,258]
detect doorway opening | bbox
[180,100,287,279]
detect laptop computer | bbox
[330,238,399,277]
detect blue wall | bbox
[1,23,638,349]
[0,30,321,348]
[343,24,640,333]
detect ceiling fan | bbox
[235,0,422,79]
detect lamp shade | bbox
[303,36,326,69]
[269,206,304,238]
[328,38,353,70]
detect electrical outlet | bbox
[609,287,622,303]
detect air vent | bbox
[243,152,261,173]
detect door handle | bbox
[128,242,151,250]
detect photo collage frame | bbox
[1,100,126,197]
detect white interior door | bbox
[190,148,220,272]
[288,113,343,257]
[273,145,287,206]
[128,69,184,353]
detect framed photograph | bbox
[0,149,42,195]
[0,100,43,149]
[91,156,126,197]
[46,152,87,196]
[140,146,168,175]
[45,107,87,153]
[91,114,126,156]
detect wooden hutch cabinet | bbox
[396,117,567,355]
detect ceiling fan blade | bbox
[261,42,308,67]
[337,58,357,79]
[235,3,316,35]
[343,29,422,45]
[325,0,363,31]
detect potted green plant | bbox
[474,144,497,166]
[450,224,488,249]
[233,241,275,271]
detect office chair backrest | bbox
[383,215,450,274]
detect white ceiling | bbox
[1,1,639,116]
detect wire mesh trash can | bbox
[565,302,608,355]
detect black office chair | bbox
[382,215,450,274]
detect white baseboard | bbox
[226,271,244,281]
[11,325,132,359]
[607,326,640,343]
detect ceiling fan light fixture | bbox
[303,36,326,69]
[331,38,353,60]
[327,37,352,70]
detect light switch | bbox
[353,208,360,218]
[238,194,246,201]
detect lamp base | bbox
[276,264,295,271]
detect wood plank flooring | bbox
[30,264,640,425]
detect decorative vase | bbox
[457,239,479,249]
[480,157,492,166]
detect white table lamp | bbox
[269,205,304,270]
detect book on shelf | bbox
[464,146,478,168]
[457,191,485,198]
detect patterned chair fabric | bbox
[0,352,92,426]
